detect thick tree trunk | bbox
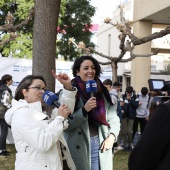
[33,0,61,92]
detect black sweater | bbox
[128,101,170,170]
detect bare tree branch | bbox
[92,50,113,60]
[0,33,19,46]
[117,33,126,61]
[0,7,34,33]
[105,5,170,46]
[119,48,159,62]
[69,4,170,82]
[98,61,112,65]
[0,7,34,47]
[131,26,170,45]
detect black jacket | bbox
[128,101,170,170]
[0,84,12,119]
[121,93,139,119]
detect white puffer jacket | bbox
[5,89,77,170]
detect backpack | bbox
[110,93,123,123]
[109,93,119,111]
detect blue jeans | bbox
[91,135,100,170]
[0,119,8,150]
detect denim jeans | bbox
[91,135,100,170]
[0,119,8,150]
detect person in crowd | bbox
[132,87,151,143]
[103,79,123,153]
[0,74,13,156]
[112,81,122,98]
[112,81,124,152]
[64,56,120,170]
[149,90,168,117]
[119,86,139,151]
[103,79,118,110]
[5,74,77,170]
[128,101,170,170]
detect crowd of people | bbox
[0,55,169,170]
[103,79,154,152]
[103,78,170,170]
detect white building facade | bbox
[95,0,170,92]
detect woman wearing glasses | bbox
[5,74,77,170]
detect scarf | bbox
[72,76,113,127]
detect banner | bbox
[0,57,75,95]
[0,57,32,95]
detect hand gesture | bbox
[52,70,72,90]
[84,97,96,112]
[127,94,131,100]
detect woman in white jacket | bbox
[5,74,77,170]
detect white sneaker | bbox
[114,145,123,153]
[131,143,135,149]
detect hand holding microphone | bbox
[58,104,72,119]
[42,90,74,120]
[84,80,97,112]
[84,97,97,112]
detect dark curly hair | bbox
[72,56,102,78]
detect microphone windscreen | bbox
[42,91,59,105]
[86,80,97,93]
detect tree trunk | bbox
[33,0,61,92]
[111,61,118,82]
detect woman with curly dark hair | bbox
[64,56,120,170]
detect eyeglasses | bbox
[27,86,48,91]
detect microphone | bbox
[86,80,97,97]
[42,90,73,120]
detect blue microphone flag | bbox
[86,80,97,93]
[42,91,58,105]
[42,90,74,120]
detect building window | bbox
[151,65,156,70]
[108,34,111,56]
[126,77,131,86]
[117,76,123,85]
